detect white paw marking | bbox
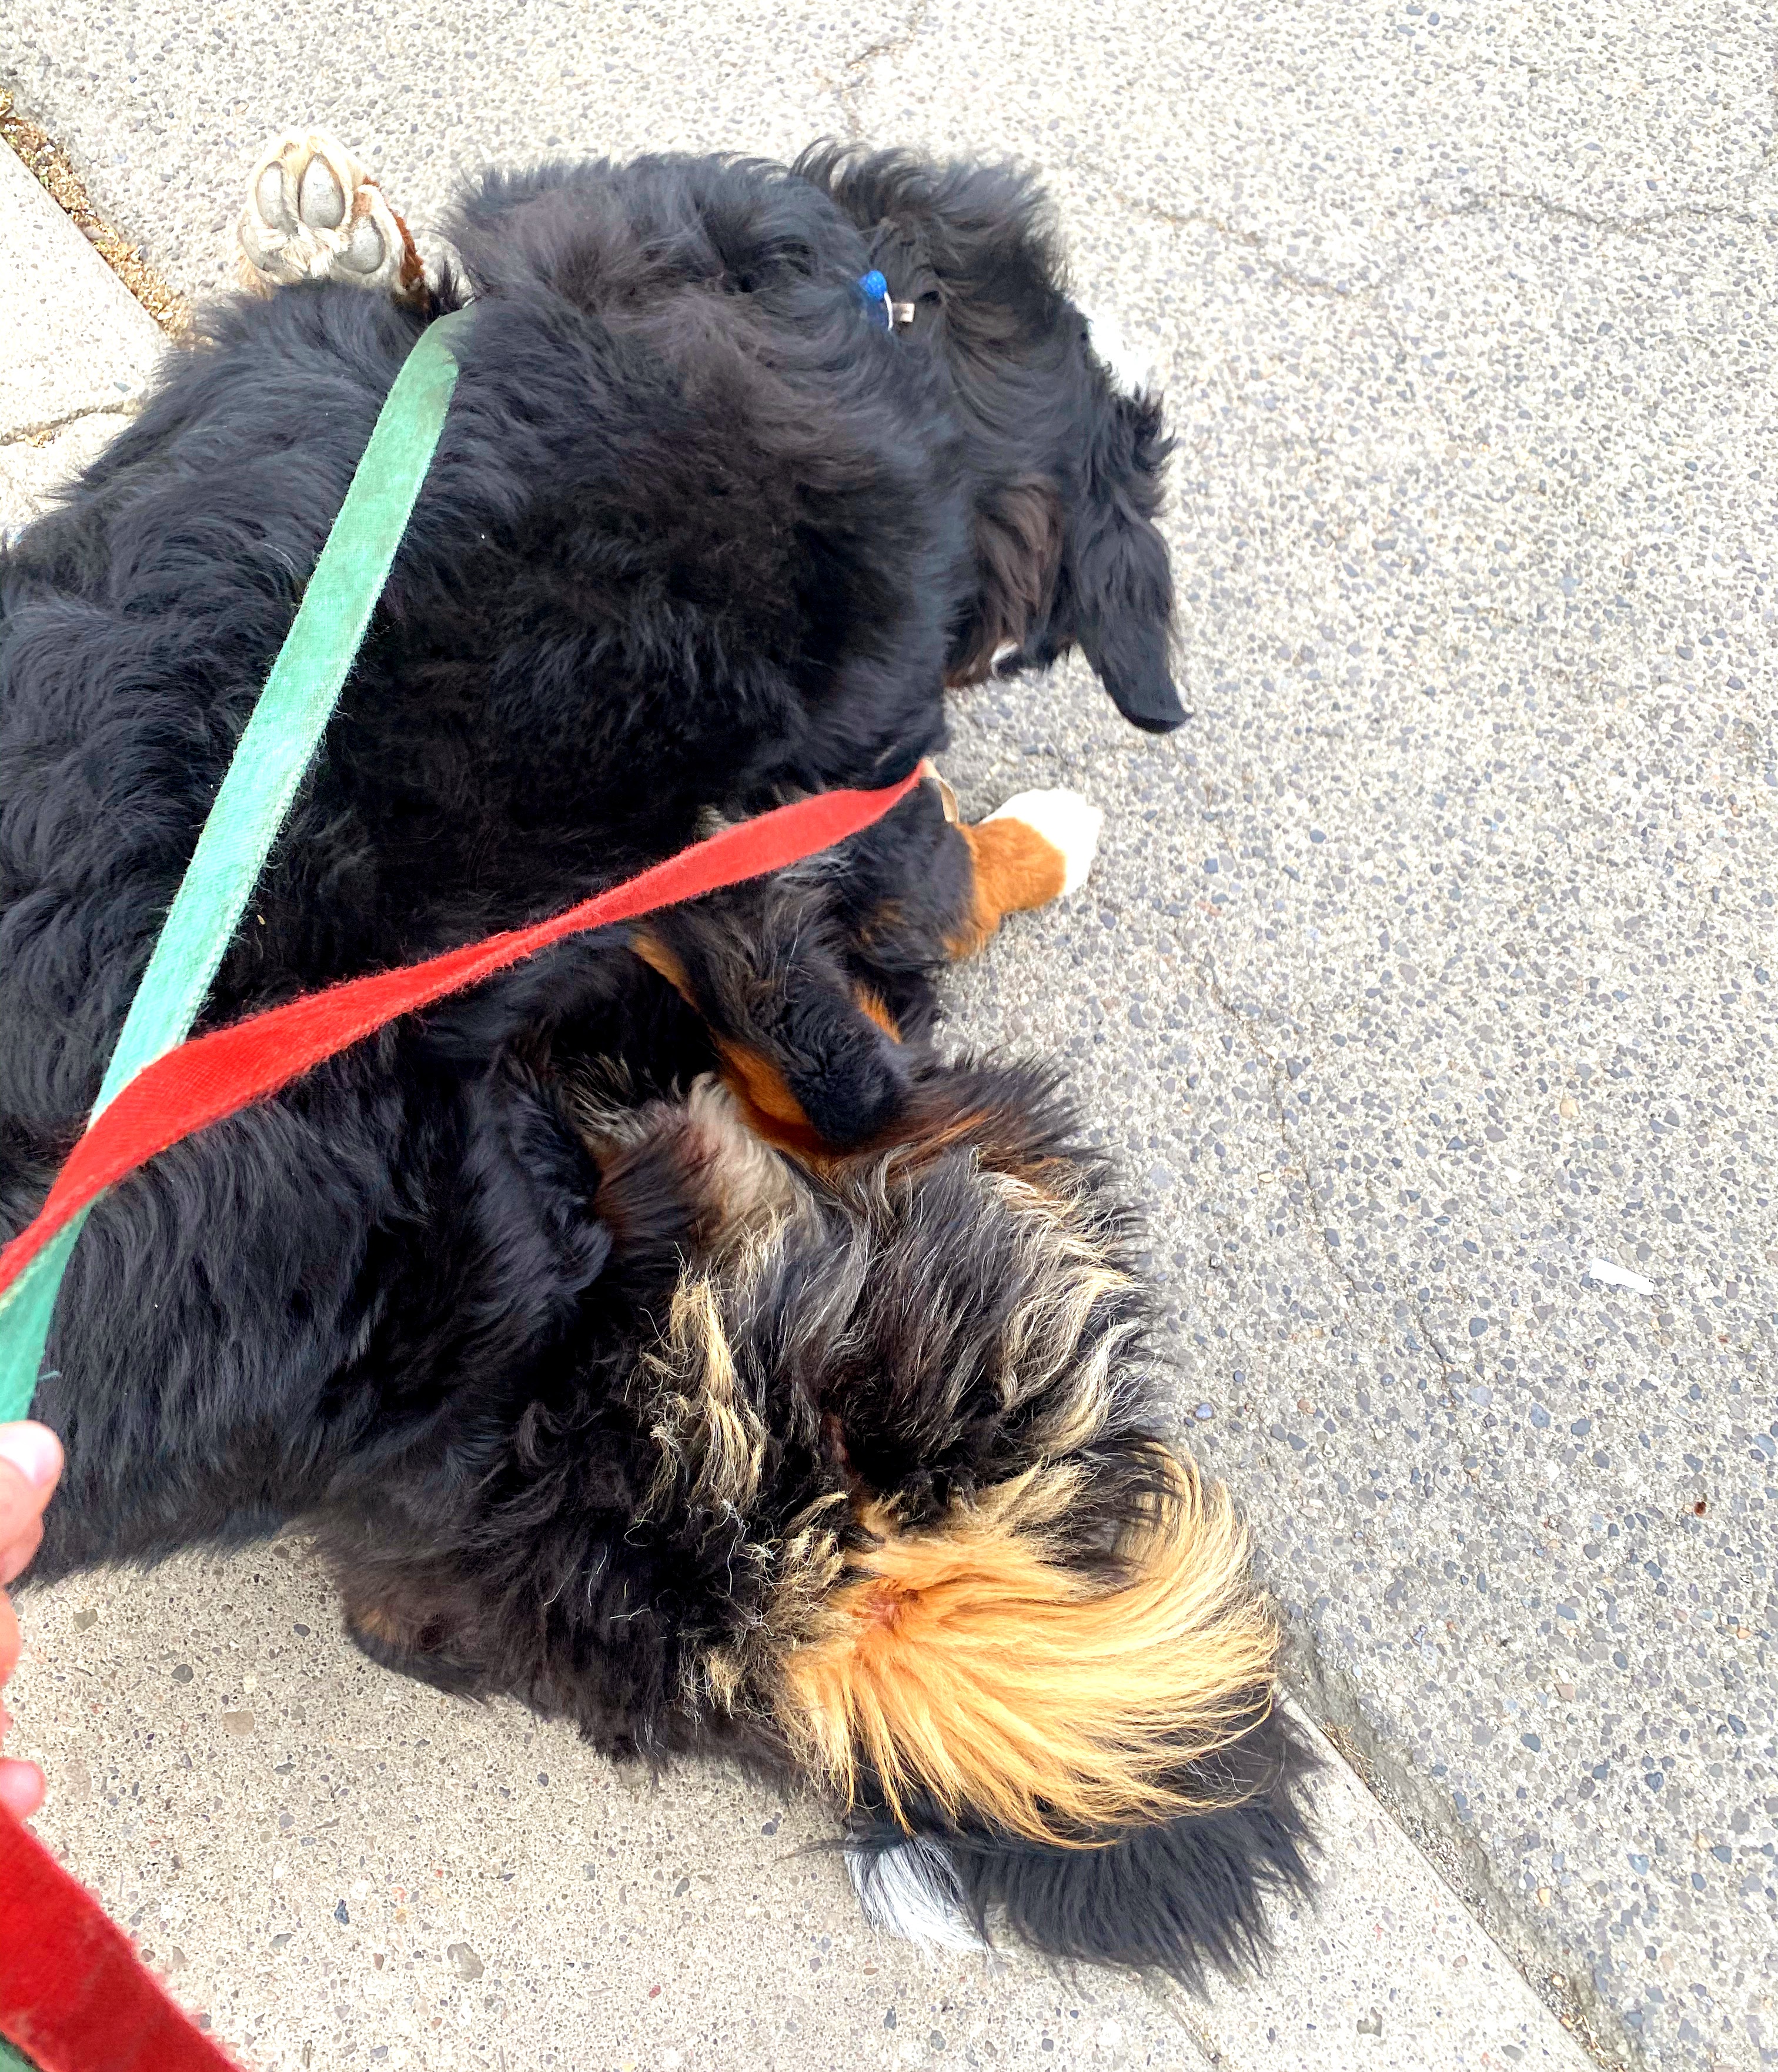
[239,128,410,296]
[1081,303,1156,399]
[846,1840,987,1953]
[984,787,1104,898]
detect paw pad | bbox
[239,128,415,296]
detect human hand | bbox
[0,1421,63,1820]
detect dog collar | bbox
[857,270,915,332]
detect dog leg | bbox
[628,771,1101,1157]
[938,780,1104,959]
[237,127,425,302]
[632,922,911,1155]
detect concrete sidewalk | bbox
[0,131,163,527]
[0,122,1599,2072]
[4,0,1775,2058]
[1,117,1597,2072]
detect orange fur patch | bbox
[945,818,1070,960]
[630,929,694,999]
[854,989,903,1042]
[716,1039,809,1130]
[387,202,426,300]
[347,1602,406,1645]
[776,1456,1279,1846]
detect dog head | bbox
[797,146,1185,734]
[610,1060,1311,1977]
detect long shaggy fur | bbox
[781,1459,1279,1846]
[0,143,1304,1983]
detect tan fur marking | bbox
[921,761,961,824]
[630,929,696,1001]
[631,927,823,1144]
[945,818,1070,960]
[630,931,901,1149]
[686,1484,852,1715]
[719,1041,808,1128]
[776,1456,1278,1847]
[854,989,903,1042]
[347,1602,407,1645]
[639,1276,767,1519]
[385,198,426,299]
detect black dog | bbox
[0,137,1309,1980]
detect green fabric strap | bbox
[0,308,470,1423]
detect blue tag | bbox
[856,269,892,331]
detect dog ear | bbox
[1069,385,1185,733]
[949,479,1065,686]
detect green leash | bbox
[0,308,471,1424]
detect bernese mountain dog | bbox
[0,131,1311,1982]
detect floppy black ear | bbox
[1070,387,1185,733]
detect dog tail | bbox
[776,1451,1279,1847]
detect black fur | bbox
[0,146,1300,1983]
[849,1707,1316,1985]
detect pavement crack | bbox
[1092,181,1386,299]
[0,400,135,450]
[1070,161,1776,313]
[1190,949,1371,1309]
[1441,185,1777,239]
[833,0,934,139]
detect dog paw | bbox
[982,788,1104,898]
[238,128,419,297]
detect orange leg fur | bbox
[944,817,1071,960]
[627,774,1098,1153]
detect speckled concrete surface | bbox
[1,1,1774,2066]
[14,1546,1596,2072]
[12,1549,1192,2072]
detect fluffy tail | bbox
[777,1452,1280,1847]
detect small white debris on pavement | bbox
[1584,1258,1656,1296]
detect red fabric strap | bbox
[0,1805,239,2071]
[0,771,917,1308]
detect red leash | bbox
[0,1812,238,2072]
[0,767,917,2070]
[0,772,917,1308]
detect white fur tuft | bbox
[1080,305,1156,399]
[846,1839,987,1953]
[983,788,1104,898]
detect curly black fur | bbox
[0,145,1304,1983]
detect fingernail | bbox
[0,1423,62,1492]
